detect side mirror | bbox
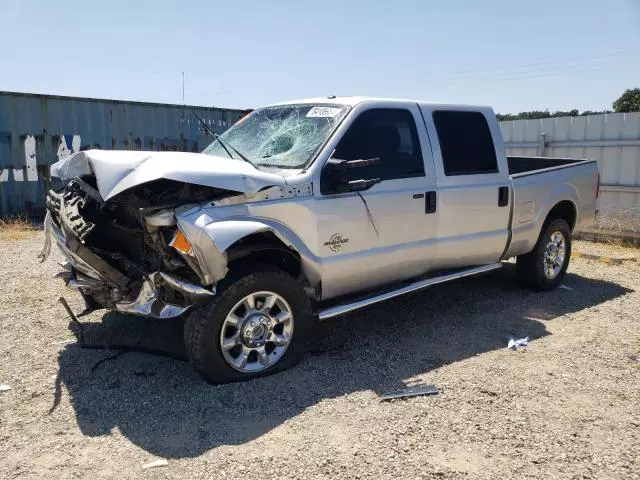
[320,157,381,195]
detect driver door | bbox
[313,105,438,300]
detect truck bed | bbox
[504,156,599,260]
[507,156,589,176]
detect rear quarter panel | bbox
[505,161,598,258]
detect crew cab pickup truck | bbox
[41,97,599,383]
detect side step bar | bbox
[317,263,503,320]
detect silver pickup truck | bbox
[41,97,599,383]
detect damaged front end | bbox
[40,176,227,318]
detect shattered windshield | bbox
[202,104,349,168]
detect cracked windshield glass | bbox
[202,104,349,168]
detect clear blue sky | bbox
[1,0,638,113]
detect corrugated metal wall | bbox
[0,91,244,217]
[3,93,638,232]
[500,112,640,232]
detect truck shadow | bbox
[54,265,632,458]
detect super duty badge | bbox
[324,233,349,252]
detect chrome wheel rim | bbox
[543,231,566,280]
[219,291,294,373]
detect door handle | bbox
[425,191,437,214]
[498,186,509,207]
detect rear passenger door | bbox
[419,107,511,268]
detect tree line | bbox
[496,88,640,121]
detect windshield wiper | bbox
[191,111,258,169]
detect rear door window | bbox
[432,111,498,176]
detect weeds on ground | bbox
[576,232,640,249]
[577,208,640,248]
[0,215,38,241]
[595,207,640,233]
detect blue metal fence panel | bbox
[0,91,244,217]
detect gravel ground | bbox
[1,234,639,479]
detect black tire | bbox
[516,217,572,291]
[184,264,313,384]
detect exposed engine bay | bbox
[42,176,234,316]
[53,177,231,282]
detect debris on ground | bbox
[0,384,12,392]
[142,459,168,469]
[558,284,573,290]
[479,388,498,397]
[379,384,439,401]
[507,337,529,350]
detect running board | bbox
[317,263,503,320]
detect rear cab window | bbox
[432,110,498,176]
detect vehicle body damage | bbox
[40,148,314,319]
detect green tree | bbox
[613,88,640,113]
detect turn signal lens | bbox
[170,229,192,255]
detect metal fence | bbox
[500,112,640,233]
[0,91,244,217]
[2,93,639,233]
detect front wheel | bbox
[184,266,313,383]
[516,217,572,290]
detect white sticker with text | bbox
[306,106,342,118]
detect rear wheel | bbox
[184,265,313,383]
[516,217,572,290]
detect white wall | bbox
[500,112,640,232]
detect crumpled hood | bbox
[50,149,288,200]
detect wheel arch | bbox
[545,199,577,231]
[177,214,321,294]
[225,231,303,278]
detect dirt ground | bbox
[1,233,639,479]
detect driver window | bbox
[332,108,425,180]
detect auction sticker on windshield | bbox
[306,106,343,118]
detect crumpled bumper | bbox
[41,212,214,319]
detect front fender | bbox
[176,208,320,287]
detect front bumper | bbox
[42,212,214,318]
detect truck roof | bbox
[269,96,493,112]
